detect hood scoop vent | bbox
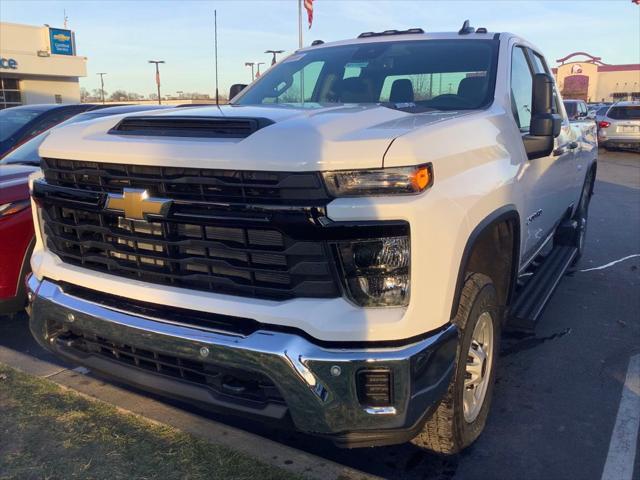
[109,116,274,139]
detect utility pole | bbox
[265,49,284,66]
[214,9,219,106]
[148,60,165,104]
[244,62,256,82]
[256,62,265,77]
[97,72,107,104]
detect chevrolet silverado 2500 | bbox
[27,25,597,453]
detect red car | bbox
[0,163,38,315]
[0,104,176,315]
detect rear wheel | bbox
[411,273,500,454]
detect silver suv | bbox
[598,101,640,151]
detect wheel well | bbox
[451,210,520,322]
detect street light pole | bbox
[244,62,256,82]
[265,50,284,66]
[256,62,265,77]
[97,72,107,104]
[148,60,165,104]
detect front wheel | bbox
[411,273,500,454]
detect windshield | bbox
[608,105,640,120]
[0,108,41,142]
[235,39,498,112]
[0,130,48,166]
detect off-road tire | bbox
[411,273,500,455]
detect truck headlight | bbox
[337,236,410,307]
[322,164,432,197]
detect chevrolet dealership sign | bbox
[49,27,75,56]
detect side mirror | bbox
[524,73,562,160]
[229,84,248,101]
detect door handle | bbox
[554,142,579,156]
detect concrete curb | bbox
[0,345,380,480]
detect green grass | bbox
[0,364,302,480]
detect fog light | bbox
[356,368,393,407]
[337,236,410,306]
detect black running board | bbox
[508,245,577,332]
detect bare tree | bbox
[109,90,129,101]
[80,87,90,102]
[92,88,107,100]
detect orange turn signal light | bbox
[411,166,431,192]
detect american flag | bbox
[156,71,160,87]
[304,0,314,28]
[634,0,640,5]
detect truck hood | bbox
[39,104,472,171]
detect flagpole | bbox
[298,0,303,49]
[298,0,304,103]
[214,9,219,106]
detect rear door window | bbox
[527,49,564,119]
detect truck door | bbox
[511,46,577,264]
[532,54,593,211]
[569,101,596,196]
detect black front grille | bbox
[41,203,339,300]
[55,326,284,408]
[38,157,341,301]
[42,158,331,205]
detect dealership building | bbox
[552,52,640,103]
[0,22,87,109]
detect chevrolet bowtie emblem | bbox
[105,188,172,220]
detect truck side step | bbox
[508,245,577,332]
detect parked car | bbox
[26,25,597,454]
[563,99,589,121]
[598,101,640,151]
[66,104,174,123]
[0,164,38,315]
[0,104,179,316]
[594,105,611,127]
[0,104,114,158]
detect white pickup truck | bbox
[27,23,597,453]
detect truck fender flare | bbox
[449,205,521,320]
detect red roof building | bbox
[552,52,639,102]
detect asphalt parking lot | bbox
[1,149,638,480]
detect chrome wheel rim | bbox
[463,312,494,423]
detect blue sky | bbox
[2,0,639,98]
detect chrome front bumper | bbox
[28,276,457,447]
